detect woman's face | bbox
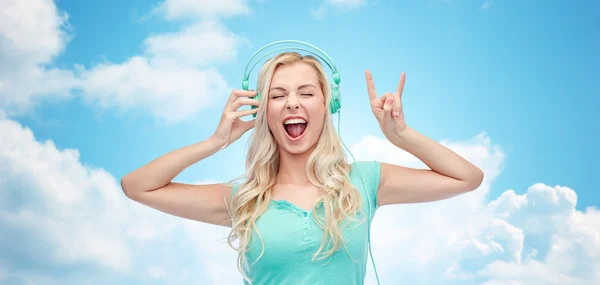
[266,63,326,155]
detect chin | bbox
[281,142,316,155]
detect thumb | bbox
[242,119,256,132]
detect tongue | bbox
[285,124,306,138]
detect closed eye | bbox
[270,93,312,99]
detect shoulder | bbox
[226,178,245,199]
[349,160,381,184]
[230,182,241,195]
[349,160,381,210]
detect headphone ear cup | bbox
[251,91,261,118]
[330,85,341,114]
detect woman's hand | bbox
[211,89,260,149]
[365,70,408,141]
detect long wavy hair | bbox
[226,52,364,284]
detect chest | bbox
[269,184,323,212]
[244,197,370,270]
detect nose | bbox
[286,94,299,110]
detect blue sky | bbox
[1,0,599,284]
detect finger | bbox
[233,89,259,97]
[230,97,259,111]
[365,70,378,101]
[233,107,259,118]
[241,119,256,132]
[228,89,258,104]
[377,92,390,107]
[395,72,406,110]
[389,73,405,116]
[384,93,399,117]
[383,95,393,119]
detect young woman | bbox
[121,52,484,285]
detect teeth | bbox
[284,118,307,125]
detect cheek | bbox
[266,102,281,132]
[310,99,326,116]
[308,102,326,133]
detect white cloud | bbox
[143,20,244,68]
[78,57,230,123]
[147,266,166,279]
[477,259,590,285]
[311,0,367,19]
[0,117,131,274]
[0,0,70,65]
[0,0,78,116]
[1,112,597,284]
[0,0,250,124]
[155,0,251,20]
[310,5,327,20]
[352,132,505,211]
[1,2,598,283]
[75,19,248,123]
[326,0,366,9]
[0,262,6,280]
[480,1,493,11]
[74,2,251,124]
[350,132,599,285]
[0,116,238,284]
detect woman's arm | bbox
[120,136,235,227]
[364,70,483,206]
[378,125,484,205]
[121,136,224,197]
[120,89,259,227]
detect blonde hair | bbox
[226,52,365,283]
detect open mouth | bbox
[283,118,307,139]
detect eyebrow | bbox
[269,84,317,92]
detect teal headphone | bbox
[241,40,342,117]
[241,40,381,285]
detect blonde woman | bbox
[121,51,484,285]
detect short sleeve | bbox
[231,183,240,196]
[350,160,381,213]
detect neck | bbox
[276,147,315,186]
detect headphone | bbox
[241,40,381,285]
[241,40,342,117]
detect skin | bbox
[266,64,484,207]
[267,63,326,187]
[120,62,484,229]
[365,70,484,205]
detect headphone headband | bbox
[242,40,341,90]
[243,40,337,76]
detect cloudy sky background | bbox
[1,0,598,284]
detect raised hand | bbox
[211,89,260,149]
[365,70,407,140]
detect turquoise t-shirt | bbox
[231,161,381,285]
